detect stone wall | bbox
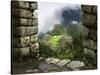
[11,1,97,69]
[81,5,97,69]
[11,1,39,61]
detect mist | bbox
[38,2,81,34]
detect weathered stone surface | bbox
[26,26,38,35]
[33,18,38,25]
[30,34,37,43]
[12,1,29,9]
[72,68,80,71]
[33,10,38,18]
[45,58,71,67]
[20,18,27,25]
[25,69,40,73]
[13,18,38,26]
[12,47,21,58]
[57,59,71,67]
[84,48,96,59]
[12,9,33,18]
[26,18,38,26]
[39,57,44,61]
[13,18,27,25]
[13,27,26,36]
[88,29,97,41]
[93,6,97,14]
[38,63,58,72]
[45,58,53,63]
[29,2,38,10]
[13,36,30,47]
[83,26,89,38]
[54,67,71,72]
[13,47,30,55]
[67,61,84,69]
[27,19,33,25]
[12,18,19,25]
[13,26,38,36]
[12,1,39,63]
[30,43,39,52]
[81,5,97,69]
[83,39,97,50]
[82,12,96,29]
[81,5,93,13]
[47,58,60,64]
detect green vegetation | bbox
[48,35,61,47]
[38,23,84,60]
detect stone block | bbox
[13,27,26,36]
[30,43,39,52]
[82,12,97,29]
[67,61,84,69]
[30,34,37,43]
[83,26,89,38]
[13,47,30,56]
[57,59,71,67]
[84,48,96,59]
[20,18,27,25]
[12,18,19,25]
[12,1,29,9]
[33,10,38,18]
[45,58,53,63]
[13,26,38,36]
[83,39,97,51]
[27,19,33,25]
[33,18,38,25]
[81,5,93,13]
[93,6,97,14]
[13,36,30,47]
[12,9,33,18]
[38,63,58,72]
[27,18,38,26]
[47,58,60,64]
[13,18,27,25]
[88,29,97,41]
[26,26,38,35]
[12,47,21,60]
[13,18,38,26]
[29,2,38,10]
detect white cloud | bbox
[38,2,80,34]
[72,20,78,24]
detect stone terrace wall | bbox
[11,1,39,61]
[81,5,97,69]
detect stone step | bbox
[56,59,71,67]
[67,61,85,69]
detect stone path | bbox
[37,57,85,73]
[13,57,85,74]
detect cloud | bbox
[72,20,79,24]
[38,2,81,34]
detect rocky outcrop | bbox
[11,1,39,61]
[81,5,97,69]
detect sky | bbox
[38,2,81,34]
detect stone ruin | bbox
[11,1,39,61]
[81,5,97,69]
[11,0,97,73]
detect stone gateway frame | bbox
[11,0,97,74]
